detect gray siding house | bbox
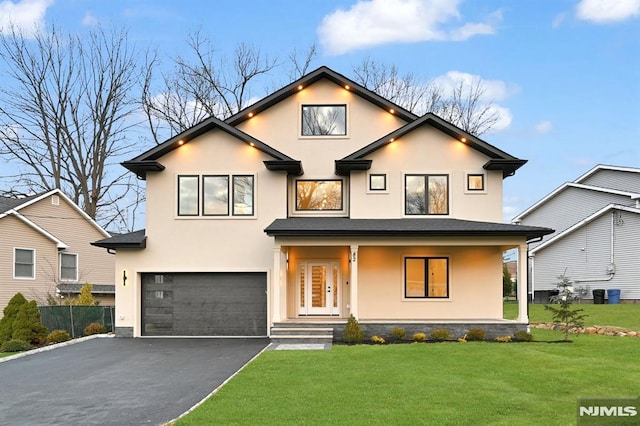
[513,165,640,302]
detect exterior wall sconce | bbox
[352,252,357,262]
[122,270,127,286]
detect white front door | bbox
[298,261,340,315]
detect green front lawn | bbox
[504,302,640,330]
[174,329,639,425]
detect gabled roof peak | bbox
[225,65,418,126]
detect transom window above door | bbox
[301,105,347,136]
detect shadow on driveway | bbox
[0,337,269,425]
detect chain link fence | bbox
[39,306,115,338]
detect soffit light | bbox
[248,112,254,118]
[389,108,395,114]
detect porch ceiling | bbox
[264,218,553,241]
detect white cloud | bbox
[0,0,53,37]
[429,71,514,133]
[534,120,552,134]
[431,71,516,101]
[576,0,640,23]
[82,12,98,26]
[318,0,501,55]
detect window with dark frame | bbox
[369,174,387,191]
[178,175,199,216]
[296,180,343,211]
[178,174,255,217]
[467,174,485,191]
[404,257,449,298]
[301,105,347,136]
[14,248,35,279]
[203,175,229,216]
[232,175,254,216]
[405,174,449,215]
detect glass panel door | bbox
[298,261,340,315]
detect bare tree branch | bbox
[0,24,151,227]
[352,58,500,136]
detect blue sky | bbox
[0,0,638,222]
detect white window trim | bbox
[289,176,349,217]
[13,247,36,280]
[59,252,79,282]
[401,171,451,217]
[175,172,258,220]
[464,172,487,194]
[401,253,452,302]
[298,102,350,140]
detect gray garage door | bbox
[141,272,267,336]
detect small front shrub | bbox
[466,328,486,341]
[370,335,385,344]
[1,339,31,353]
[12,300,48,344]
[84,322,107,336]
[514,331,534,342]
[46,330,72,344]
[343,315,364,344]
[495,335,512,343]
[412,332,426,342]
[429,328,451,342]
[391,327,407,341]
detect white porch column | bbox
[350,245,359,319]
[272,246,284,324]
[517,243,529,323]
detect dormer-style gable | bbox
[122,116,302,180]
[336,113,526,178]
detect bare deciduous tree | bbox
[142,30,278,144]
[0,25,150,229]
[352,58,500,135]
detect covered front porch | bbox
[265,217,553,341]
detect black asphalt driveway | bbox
[0,337,269,425]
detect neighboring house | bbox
[513,165,640,302]
[0,189,115,313]
[93,66,552,339]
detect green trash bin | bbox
[607,289,621,304]
[593,289,605,304]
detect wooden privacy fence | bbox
[39,306,115,338]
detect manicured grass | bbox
[174,329,639,426]
[0,352,17,358]
[504,302,640,330]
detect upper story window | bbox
[178,174,255,217]
[14,248,35,279]
[60,253,78,282]
[467,174,485,191]
[296,180,343,211]
[405,174,449,215]
[301,105,346,136]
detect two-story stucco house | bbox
[93,66,552,340]
[513,165,640,302]
[0,189,115,314]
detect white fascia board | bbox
[8,189,110,238]
[512,182,640,223]
[530,204,640,255]
[8,210,68,249]
[574,164,640,184]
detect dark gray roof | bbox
[336,113,526,178]
[122,116,301,179]
[92,229,146,249]
[0,193,42,214]
[265,218,553,241]
[57,284,115,294]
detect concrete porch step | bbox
[270,325,334,344]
